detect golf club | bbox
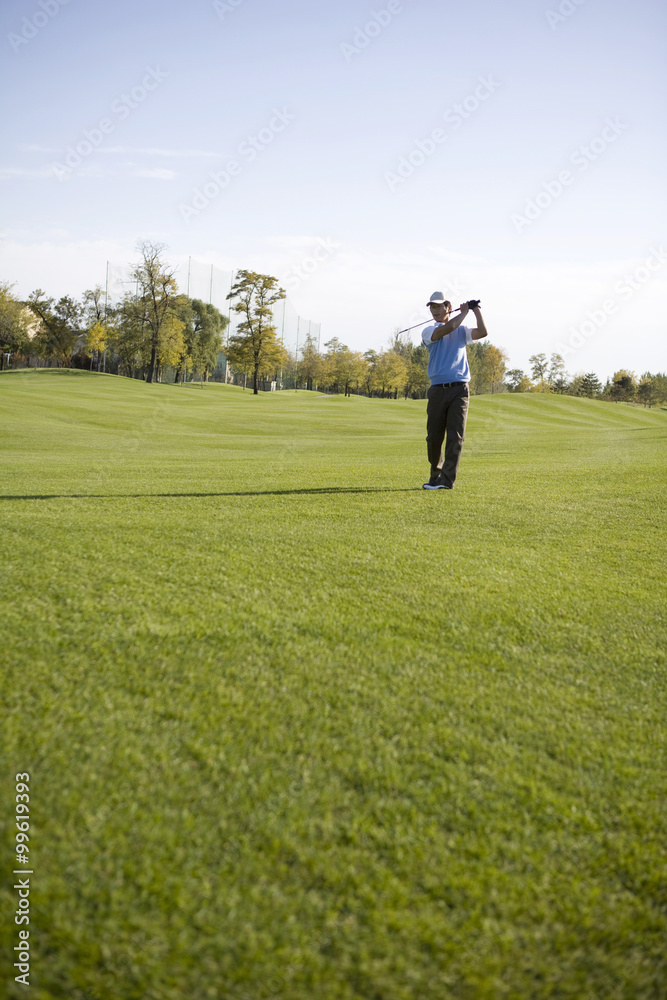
[397,300,481,336]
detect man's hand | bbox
[431,302,469,342]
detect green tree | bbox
[0,282,31,368]
[320,341,366,396]
[187,299,228,381]
[528,352,551,391]
[228,328,288,389]
[82,285,117,371]
[468,342,492,394]
[320,338,346,393]
[338,348,367,396]
[114,290,151,377]
[567,372,585,396]
[27,290,82,366]
[82,286,106,325]
[547,353,567,388]
[362,349,379,396]
[487,344,508,394]
[505,368,530,392]
[131,240,179,384]
[373,349,408,398]
[579,372,602,398]
[405,359,430,398]
[608,369,636,403]
[467,342,507,394]
[404,343,429,398]
[299,333,323,391]
[388,330,413,361]
[645,372,667,404]
[227,270,287,394]
[637,375,657,408]
[529,353,549,381]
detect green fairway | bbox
[1,370,666,1000]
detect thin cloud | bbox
[96,146,224,158]
[0,166,54,179]
[75,163,178,180]
[263,235,338,250]
[132,168,177,180]
[2,163,179,181]
[18,144,61,154]
[18,143,221,158]
[425,246,492,266]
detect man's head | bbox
[426,291,451,324]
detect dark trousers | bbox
[426,383,470,485]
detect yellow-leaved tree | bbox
[131,240,179,384]
[85,321,108,370]
[372,349,408,398]
[0,282,31,368]
[158,313,186,373]
[226,270,287,394]
[486,344,509,393]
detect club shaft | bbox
[397,308,465,336]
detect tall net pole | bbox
[103,261,109,373]
[225,270,234,384]
[295,317,300,392]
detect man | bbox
[421,292,487,490]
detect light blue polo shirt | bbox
[422,324,473,384]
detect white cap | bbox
[426,291,449,306]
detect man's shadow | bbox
[1,487,419,501]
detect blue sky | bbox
[1,0,665,378]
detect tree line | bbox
[1,243,665,406]
[289,332,509,399]
[506,353,667,407]
[0,241,228,384]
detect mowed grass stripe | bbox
[1,371,665,999]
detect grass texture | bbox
[1,369,666,1000]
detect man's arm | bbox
[430,303,470,342]
[470,305,487,341]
